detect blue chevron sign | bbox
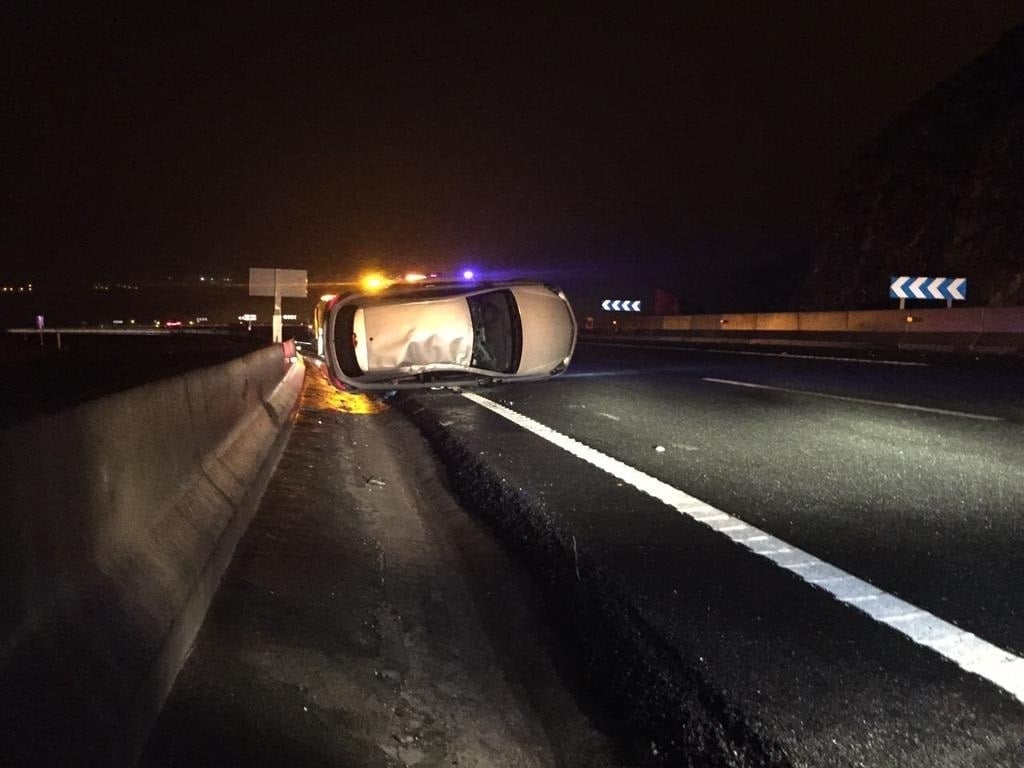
[601,299,642,312]
[889,276,967,301]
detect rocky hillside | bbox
[802,25,1024,309]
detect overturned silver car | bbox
[322,280,578,391]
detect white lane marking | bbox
[703,377,1004,422]
[562,368,685,379]
[846,594,881,604]
[596,412,622,421]
[461,391,1024,706]
[583,341,930,367]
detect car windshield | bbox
[467,290,520,373]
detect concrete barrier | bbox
[845,309,907,333]
[901,308,982,333]
[662,315,692,331]
[591,307,1024,357]
[690,314,725,331]
[982,307,1024,333]
[0,345,304,767]
[632,315,663,331]
[719,313,758,331]
[797,311,849,331]
[755,313,799,331]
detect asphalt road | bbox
[395,340,1024,767]
[512,341,1024,656]
[140,341,1024,767]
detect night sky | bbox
[5,2,1024,311]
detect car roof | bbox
[358,295,474,371]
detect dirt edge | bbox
[395,393,793,768]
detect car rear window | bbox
[467,290,521,374]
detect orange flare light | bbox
[360,273,391,292]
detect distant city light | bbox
[91,282,138,291]
[404,272,428,282]
[2,283,34,293]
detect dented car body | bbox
[323,280,577,391]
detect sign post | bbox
[249,268,308,343]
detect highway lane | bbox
[399,340,1024,766]
[518,342,1024,657]
[568,340,1024,421]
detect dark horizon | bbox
[5,3,1024,314]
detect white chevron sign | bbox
[890,276,967,302]
[602,299,642,312]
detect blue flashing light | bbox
[462,270,475,280]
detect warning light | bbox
[361,273,391,292]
